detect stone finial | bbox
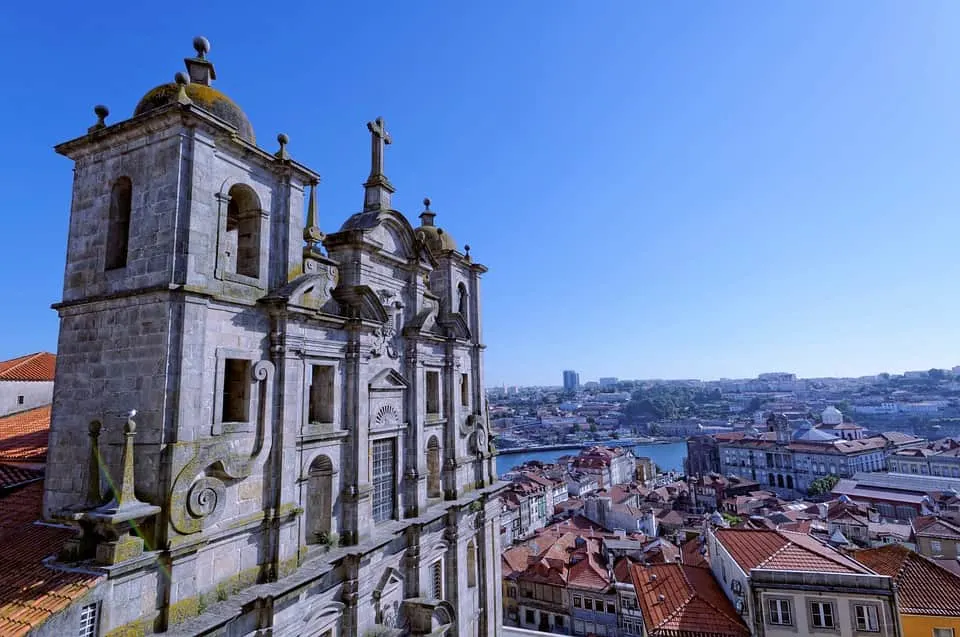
[117,412,139,508]
[304,180,325,249]
[275,132,290,160]
[464,244,471,262]
[193,36,211,58]
[86,420,103,505]
[174,72,193,105]
[419,197,436,227]
[88,105,109,133]
[363,116,396,211]
[184,35,216,86]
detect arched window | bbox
[786,475,794,489]
[105,177,132,270]
[307,455,335,544]
[427,436,442,498]
[776,474,784,488]
[225,184,261,279]
[466,540,477,588]
[457,282,468,317]
[768,473,775,486]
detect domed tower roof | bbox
[414,198,458,253]
[133,37,255,144]
[822,406,843,426]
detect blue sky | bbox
[2,2,960,386]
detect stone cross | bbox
[367,117,392,179]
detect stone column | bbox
[342,328,372,544]
[404,339,427,516]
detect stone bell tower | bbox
[44,35,504,637]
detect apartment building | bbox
[708,527,900,636]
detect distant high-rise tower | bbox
[562,370,580,392]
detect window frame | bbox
[215,185,267,288]
[212,349,262,435]
[853,603,880,632]
[79,602,100,637]
[371,437,397,523]
[766,597,793,626]
[808,600,836,629]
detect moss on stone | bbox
[105,618,150,637]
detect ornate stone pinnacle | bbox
[304,180,325,249]
[88,105,109,133]
[174,72,192,105]
[117,414,139,508]
[464,244,471,262]
[276,132,290,160]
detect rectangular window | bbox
[934,629,955,637]
[432,560,443,599]
[461,373,470,406]
[584,598,593,611]
[931,540,943,555]
[525,609,535,624]
[426,371,440,415]
[222,358,251,422]
[595,625,607,636]
[855,604,879,632]
[606,602,616,614]
[810,601,835,629]
[308,365,335,424]
[372,438,396,523]
[767,598,792,625]
[17,395,24,405]
[573,596,582,608]
[555,616,565,628]
[508,586,516,599]
[574,620,585,635]
[79,603,100,637]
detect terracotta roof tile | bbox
[715,528,868,574]
[913,516,960,540]
[0,406,50,462]
[854,544,960,616]
[630,563,749,637]
[0,481,103,635]
[0,353,55,382]
[680,536,709,568]
[0,464,43,491]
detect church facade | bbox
[43,37,503,636]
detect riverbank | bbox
[495,437,684,456]
[495,441,687,476]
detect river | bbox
[495,441,687,476]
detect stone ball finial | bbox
[277,132,289,146]
[193,36,211,58]
[423,197,431,209]
[465,244,471,254]
[94,104,109,121]
[88,420,102,436]
[175,71,189,86]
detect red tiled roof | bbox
[0,464,43,491]
[0,482,103,636]
[714,528,868,574]
[630,563,749,637]
[854,544,960,617]
[0,353,55,382]
[913,516,960,540]
[680,536,709,568]
[0,406,51,462]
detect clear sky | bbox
[2,2,960,386]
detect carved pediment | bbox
[263,269,337,309]
[438,312,471,340]
[369,368,409,391]
[332,284,389,322]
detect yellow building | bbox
[855,544,960,637]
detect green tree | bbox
[589,423,599,434]
[808,474,840,496]
[571,423,581,433]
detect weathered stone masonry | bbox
[42,36,504,637]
